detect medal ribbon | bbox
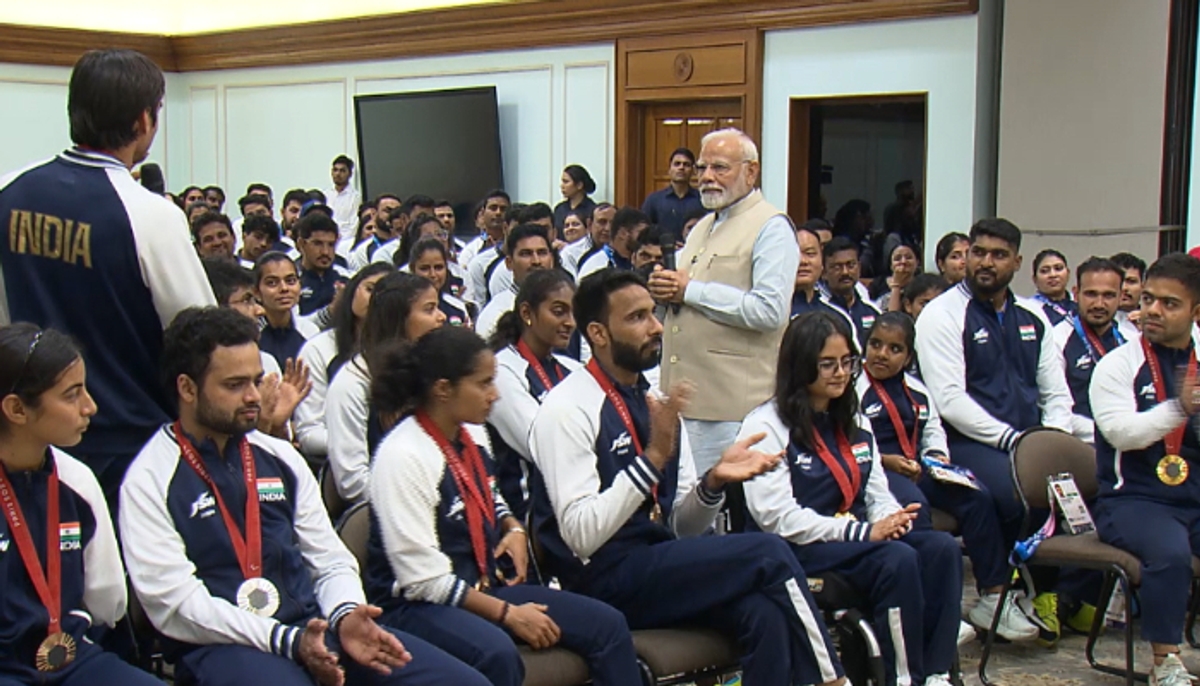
[1141,338,1198,457]
[867,374,922,461]
[1071,315,1123,362]
[174,422,262,579]
[516,340,562,392]
[810,427,862,514]
[415,411,495,584]
[585,359,659,507]
[1035,293,1071,320]
[0,460,61,635]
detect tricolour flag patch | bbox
[59,522,81,544]
[851,442,872,463]
[257,478,285,496]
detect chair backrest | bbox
[321,464,349,524]
[336,502,371,571]
[1010,427,1099,509]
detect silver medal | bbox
[236,577,280,617]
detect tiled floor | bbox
[956,617,1156,685]
[954,560,1194,686]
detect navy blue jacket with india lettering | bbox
[0,449,126,680]
[0,149,214,468]
[120,426,365,662]
[914,282,1073,452]
[1091,340,1200,507]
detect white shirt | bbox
[372,239,402,267]
[325,184,362,247]
[561,236,594,276]
[326,356,372,504]
[294,330,339,458]
[458,233,490,270]
[475,287,517,342]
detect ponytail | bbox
[370,326,490,420]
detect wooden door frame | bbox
[615,29,763,207]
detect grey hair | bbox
[700,127,759,163]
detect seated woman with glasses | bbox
[739,311,963,686]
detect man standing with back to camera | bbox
[0,49,215,504]
[648,128,799,474]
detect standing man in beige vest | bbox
[649,128,799,473]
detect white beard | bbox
[701,187,733,210]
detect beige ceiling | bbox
[0,0,506,35]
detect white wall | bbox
[998,0,1169,287]
[164,44,614,209]
[0,62,175,182]
[762,13,995,268]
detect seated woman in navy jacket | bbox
[741,311,963,686]
[364,326,639,686]
[0,324,160,685]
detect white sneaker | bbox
[957,620,977,646]
[968,592,1039,641]
[1150,653,1198,686]
[924,674,954,686]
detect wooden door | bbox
[640,100,742,202]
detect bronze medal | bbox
[834,511,858,521]
[650,502,663,524]
[475,576,492,592]
[1157,454,1189,486]
[35,631,76,672]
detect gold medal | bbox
[474,576,492,592]
[236,578,280,617]
[650,502,663,524]
[834,511,858,521]
[35,631,76,672]
[1157,454,1189,486]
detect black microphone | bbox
[140,163,165,195]
[659,231,681,314]
[659,231,677,271]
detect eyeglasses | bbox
[9,331,43,395]
[817,355,860,378]
[694,160,751,176]
[230,292,261,308]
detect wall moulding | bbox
[0,0,975,72]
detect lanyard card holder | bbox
[920,457,980,490]
[1047,472,1095,535]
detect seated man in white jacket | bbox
[120,306,486,686]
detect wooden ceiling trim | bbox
[0,0,975,73]
[0,24,174,70]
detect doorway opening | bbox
[788,94,927,275]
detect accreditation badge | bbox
[1157,454,1189,486]
[237,577,281,617]
[35,632,76,672]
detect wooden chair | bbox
[978,428,1200,686]
[319,463,350,525]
